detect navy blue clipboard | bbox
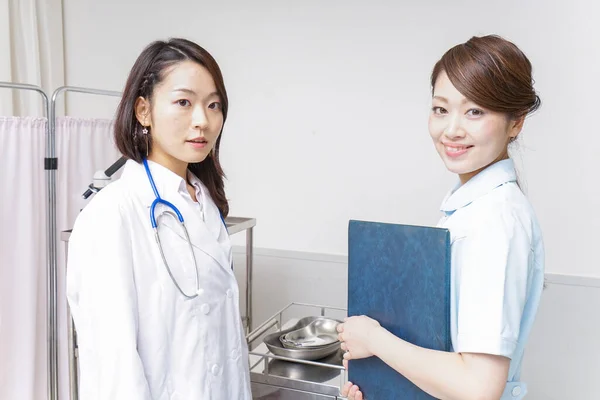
[347,220,452,399]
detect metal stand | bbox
[0,81,55,400]
[246,303,348,399]
[226,217,256,332]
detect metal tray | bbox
[263,348,344,383]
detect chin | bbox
[441,157,477,176]
[184,154,210,164]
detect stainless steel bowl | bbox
[280,318,340,349]
[264,316,342,361]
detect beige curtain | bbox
[0,0,65,116]
[0,1,66,399]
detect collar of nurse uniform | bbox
[440,158,517,213]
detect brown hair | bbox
[431,35,541,120]
[114,38,230,217]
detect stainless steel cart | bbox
[60,216,256,400]
[246,302,349,399]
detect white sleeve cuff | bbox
[455,333,517,359]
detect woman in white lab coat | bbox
[66,38,252,399]
[339,35,544,400]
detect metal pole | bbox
[51,86,122,400]
[50,86,121,147]
[0,82,55,400]
[246,227,254,332]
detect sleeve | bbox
[66,198,152,400]
[454,206,532,359]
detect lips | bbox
[443,143,473,158]
[187,137,208,144]
[445,145,472,152]
[186,137,208,149]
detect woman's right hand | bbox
[341,381,363,399]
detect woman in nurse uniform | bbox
[338,35,544,400]
[66,38,252,399]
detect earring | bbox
[141,126,149,157]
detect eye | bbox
[432,106,447,115]
[466,108,484,117]
[177,99,191,107]
[208,102,222,110]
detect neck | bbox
[458,152,509,185]
[147,152,188,180]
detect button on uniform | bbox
[226,289,233,299]
[201,303,210,315]
[511,386,522,397]
[211,363,220,375]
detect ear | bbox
[509,116,525,141]
[134,96,151,127]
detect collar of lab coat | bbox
[121,159,208,206]
[440,158,517,213]
[120,159,232,272]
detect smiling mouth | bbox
[445,145,473,153]
[443,144,474,158]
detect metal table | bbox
[60,216,256,400]
[246,303,349,399]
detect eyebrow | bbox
[432,95,470,105]
[173,88,196,95]
[172,88,220,99]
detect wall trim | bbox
[233,245,347,264]
[233,246,600,288]
[544,272,600,288]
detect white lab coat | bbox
[66,159,252,400]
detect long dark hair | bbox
[114,38,230,216]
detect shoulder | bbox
[81,180,130,214]
[457,182,540,241]
[71,180,132,235]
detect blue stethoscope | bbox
[143,158,227,299]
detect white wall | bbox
[63,0,600,278]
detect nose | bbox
[443,114,465,139]
[192,106,209,130]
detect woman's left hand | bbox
[337,315,381,361]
